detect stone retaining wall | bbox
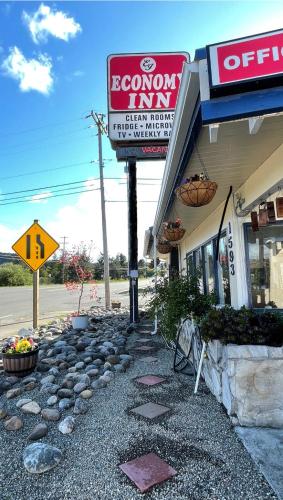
[202,341,283,428]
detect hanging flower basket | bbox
[175,175,218,207]
[164,227,186,241]
[157,241,172,254]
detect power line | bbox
[0,161,91,181]
[0,116,84,139]
[0,187,101,206]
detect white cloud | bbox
[2,47,53,95]
[72,70,84,78]
[0,162,165,260]
[23,3,82,44]
[29,192,52,203]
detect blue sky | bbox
[1,1,283,257]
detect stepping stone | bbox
[119,452,177,492]
[131,402,170,419]
[136,375,166,386]
[134,346,154,352]
[136,338,151,343]
[140,356,158,363]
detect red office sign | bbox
[107,52,189,146]
[208,29,283,87]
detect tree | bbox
[0,263,33,286]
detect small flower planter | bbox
[157,241,172,254]
[71,315,89,330]
[2,347,39,377]
[111,300,121,309]
[176,179,217,207]
[163,227,186,242]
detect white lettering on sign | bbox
[223,46,283,71]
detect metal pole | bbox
[194,342,206,394]
[97,121,111,310]
[33,269,39,329]
[151,234,158,335]
[128,157,139,323]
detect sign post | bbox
[107,52,189,323]
[12,219,59,330]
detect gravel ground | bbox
[0,321,277,500]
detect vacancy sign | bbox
[208,29,283,87]
[107,52,189,145]
[12,222,59,272]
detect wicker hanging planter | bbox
[175,175,218,207]
[163,226,186,241]
[157,241,172,254]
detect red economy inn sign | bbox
[208,29,283,87]
[107,52,189,146]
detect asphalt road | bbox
[0,279,151,338]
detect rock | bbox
[73,382,87,394]
[41,409,60,421]
[58,416,75,434]
[113,364,125,373]
[16,398,32,408]
[28,423,48,441]
[61,379,74,389]
[75,361,85,370]
[23,443,62,473]
[58,362,69,371]
[58,398,74,411]
[103,341,114,348]
[4,416,23,431]
[46,384,60,395]
[103,370,114,380]
[80,390,93,399]
[73,398,88,415]
[0,406,8,419]
[106,355,120,365]
[41,375,55,385]
[77,374,90,386]
[68,367,77,373]
[57,388,73,399]
[54,340,67,348]
[37,363,50,373]
[25,381,37,391]
[103,362,112,370]
[91,379,107,390]
[0,381,11,394]
[6,387,22,399]
[6,376,19,385]
[92,358,103,366]
[120,354,133,362]
[21,402,41,415]
[86,369,99,378]
[47,396,58,406]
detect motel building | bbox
[144,29,283,428]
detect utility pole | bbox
[128,157,139,323]
[60,236,68,283]
[86,111,111,310]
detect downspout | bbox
[151,234,158,336]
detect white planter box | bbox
[71,315,89,330]
[204,342,283,428]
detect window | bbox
[246,223,283,309]
[203,241,215,293]
[186,231,230,304]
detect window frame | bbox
[244,221,283,311]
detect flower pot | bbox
[71,315,89,330]
[111,300,121,309]
[157,242,172,254]
[2,347,39,377]
[163,227,186,242]
[175,180,217,207]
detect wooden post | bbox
[33,269,39,329]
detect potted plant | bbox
[157,239,172,254]
[2,336,39,377]
[62,244,97,330]
[175,173,217,207]
[163,218,186,241]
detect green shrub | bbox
[0,263,33,286]
[145,271,216,342]
[200,306,283,347]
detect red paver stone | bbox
[131,402,170,419]
[140,356,158,363]
[134,346,154,352]
[119,452,177,492]
[136,375,166,386]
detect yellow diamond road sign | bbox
[12,222,59,272]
